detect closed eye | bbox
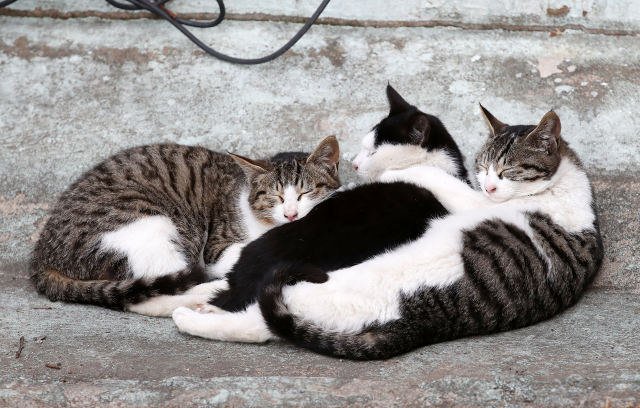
[367,150,376,157]
[297,190,313,201]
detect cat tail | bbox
[259,265,413,361]
[31,264,209,310]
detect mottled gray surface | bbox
[5,0,640,32]
[1,7,640,408]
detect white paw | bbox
[173,306,200,333]
[196,304,226,314]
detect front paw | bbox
[173,306,200,333]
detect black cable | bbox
[0,0,331,65]
[0,0,19,7]
[0,0,331,64]
[105,0,226,28]
[109,0,331,64]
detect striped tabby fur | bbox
[31,139,340,313]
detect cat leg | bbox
[380,166,492,213]
[206,243,246,279]
[128,294,211,317]
[184,279,230,296]
[173,303,275,343]
[128,280,230,317]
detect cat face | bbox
[232,136,341,225]
[475,106,563,203]
[353,85,467,182]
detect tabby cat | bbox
[30,138,341,315]
[171,85,466,339]
[174,105,603,360]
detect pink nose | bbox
[352,163,359,171]
[286,213,298,222]
[486,185,496,194]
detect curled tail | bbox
[259,266,417,360]
[31,265,209,310]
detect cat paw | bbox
[196,304,226,314]
[173,307,201,333]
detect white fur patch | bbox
[352,131,376,172]
[173,303,274,343]
[184,279,230,296]
[100,215,188,279]
[238,189,273,240]
[206,243,246,279]
[357,144,460,182]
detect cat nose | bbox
[352,163,359,171]
[485,184,497,194]
[286,212,298,222]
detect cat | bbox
[30,138,341,315]
[171,84,467,340]
[174,105,603,360]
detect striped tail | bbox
[259,266,416,360]
[31,264,209,310]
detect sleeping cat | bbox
[174,106,603,360]
[30,138,341,314]
[171,85,467,338]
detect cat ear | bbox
[479,104,508,136]
[524,111,562,154]
[307,136,340,177]
[229,153,270,182]
[387,84,412,116]
[408,112,431,145]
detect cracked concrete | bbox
[1,3,640,407]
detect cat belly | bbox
[99,215,189,279]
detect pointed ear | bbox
[387,84,412,116]
[525,111,562,154]
[479,104,508,136]
[229,153,270,182]
[307,136,340,177]
[408,112,431,145]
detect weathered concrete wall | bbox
[5,0,640,32]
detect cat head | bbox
[352,84,468,182]
[231,136,341,225]
[475,106,567,202]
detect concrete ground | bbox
[1,1,639,407]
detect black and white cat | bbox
[174,104,603,360]
[30,138,341,315]
[171,85,468,339]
